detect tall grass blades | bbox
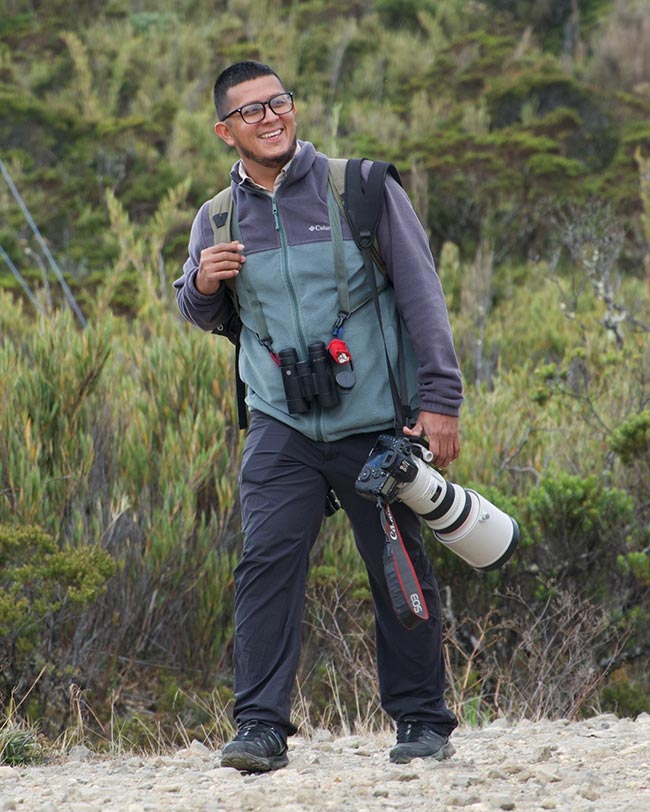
[0,298,245,734]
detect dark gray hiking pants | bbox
[233,410,458,738]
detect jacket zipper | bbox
[272,196,322,440]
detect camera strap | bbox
[343,159,412,430]
[378,499,429,629]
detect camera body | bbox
[355,434,424,502]
[356,434,519,571]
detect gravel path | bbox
[1,714,648,812]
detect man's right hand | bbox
[195,241,246,294]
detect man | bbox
[175,61,463,772]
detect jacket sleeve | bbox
[173,200,238,339]
[374,169,464,417]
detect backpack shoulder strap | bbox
[208,185,233,243]
[343,158,402,257]
[330,158,402,275]
[327,157,348,202]
[208,186,247,429]
[343,158,410,429]
[208,186,238,302]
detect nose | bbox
[263,103,281,122]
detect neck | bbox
[237,139,298,190]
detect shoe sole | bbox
[389,740,456,764]
[221,751,289,773]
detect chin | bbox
[261,142,297,168]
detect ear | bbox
[215,121,235,147]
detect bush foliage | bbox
[1,0,650,743]
[2,0,650,286]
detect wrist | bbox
[194,270,220,296]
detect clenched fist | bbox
[195,241,246,294]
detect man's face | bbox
[215,75,297,174]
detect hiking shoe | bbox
[220,720,288,772]
[389,719,455,764]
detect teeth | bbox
[260,130,282,139]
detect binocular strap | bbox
[378,501,429,629]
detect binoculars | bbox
[278,342,341,414]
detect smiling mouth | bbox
[260,129,283,140]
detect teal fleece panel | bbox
[238,237,420,441]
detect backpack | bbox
[207,157,403,429]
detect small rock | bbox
[580,786,601,801]
[153,756,188,768]
[190,739,212,754]
[449,794,482,807]
[502,763,526,775]
[532,745,556,763]
[451,775,477,788]
[619,743,649,757]
[67,745,92,762]
[159,783,182,793]
[313,728,333,742]
[490,797,516,811]
[535,766,561,783]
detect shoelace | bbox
[237,721,263,739]
[234,720,284,750]
[396,720,426,743]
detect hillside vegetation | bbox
[1,0,650,754]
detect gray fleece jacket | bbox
[174,141,462,441]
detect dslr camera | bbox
[356,434,519,571]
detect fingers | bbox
[196,241,246,294]
[430,437,460,469]
[427,432,460,468]
[402,413,461,468]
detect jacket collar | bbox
[229,141,317,193]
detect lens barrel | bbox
[308,342,340,409]
[278,347,310,414]
[397,456,519,570]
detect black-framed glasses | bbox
[221,91,295,124]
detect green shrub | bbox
[520,472,637,596]
[0,724,43,766]
[0,523,115,700]
[601,668,650,718]
[609,409,650,465]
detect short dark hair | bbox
[213,61,281,120]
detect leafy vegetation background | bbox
[1,0,650,750]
